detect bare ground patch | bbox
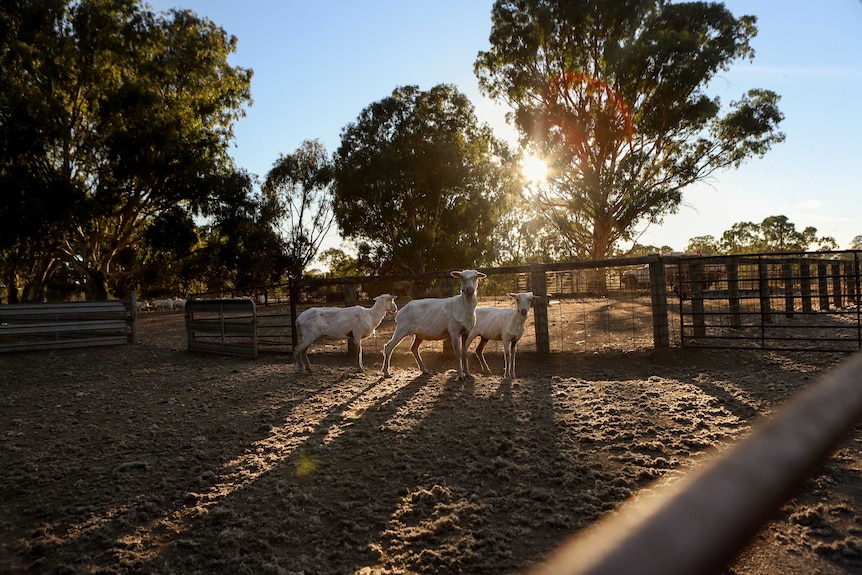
[1,313,861,574]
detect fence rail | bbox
[526,350,862,575]
[676,253,861,352]
[189,251,862,358]
[0,293,138,353]
[185,298,258,358]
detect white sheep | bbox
[467,292,534,379]
[382,269,487,381]
[172,298,186,311]
[294,293,398,373]
[151,298,174,311]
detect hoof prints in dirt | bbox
[1,314,861,574]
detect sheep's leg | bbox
[503,340,517,379]
[475,338,491,372]
[459,331,472,380]
[356,342,364,371]
[410,336,431,374]
[383,329,408,377]
[450,332,466,380]
[294,332,311,373]
[501,339,510,378]
[503,339,512,379]
[354,334,365,371]
[510,341,518,378]
[300,344,313,373]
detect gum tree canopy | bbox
[333,84,521,274]
[263,139,335,280]
[475,0,785,261]
[0,0,252,300]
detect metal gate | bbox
[677,252,861,352]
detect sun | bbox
[521,153,548,184]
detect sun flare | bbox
[521,153,548,184]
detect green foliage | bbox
[620,243,676,257]
[715,215,836,254]
[192,170,288,291]
[0,0,252,300]
[475,0,785,261]
[263,140,335,279]
[685,235,720,255]
[333,84,523,274]
[493,202,574,265]
[318,248,359,277]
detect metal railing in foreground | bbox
[526,351,862,575]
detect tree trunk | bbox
[5,272,19,304]
[85,269,109,301]
[22,278,46,302]
[589,219,614,294]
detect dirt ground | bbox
[1,312,861,575]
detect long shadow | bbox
[6,343,850,574]
[2,343,410,573]
[133,353,622,573]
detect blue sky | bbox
[147,0,862,253]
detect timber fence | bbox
[189,250,861,357]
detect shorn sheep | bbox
[466,292,534,379]
[382,269,486,381]
[294,293,398,373]
[151,298,174,311]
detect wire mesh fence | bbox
[187,250,862,359]
[676,253,861,352]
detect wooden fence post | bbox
[831,263,843,308]
[690,262,706,338]
[854,256,862,308]
[726,261,742,328]
[531,267,551,354]
[649,258,670,356]
[800,261,812,313]
[845,261,857,303]
[818,262,830,311]
[758,260,772,324]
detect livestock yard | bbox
[2,311,862,574]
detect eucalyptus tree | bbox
[263,140,335,279]
[333,84,522,274]
[475,0,785,262]
[719,216,837,254]
[685,235,720,255]
[0,0,252,300]
[181,169,288,293]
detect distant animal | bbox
[467,292,534,379]
[151,298,174,311]
[294,293,398,373]
[382,269,486,381]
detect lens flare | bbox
[522,154,548,183]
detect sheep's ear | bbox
[507,293,517,299]
[451,270,461,279]
[477,271,487,278]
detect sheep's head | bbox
[508,292,534,317]
[451,269,486,297]
[374,293,398,313]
